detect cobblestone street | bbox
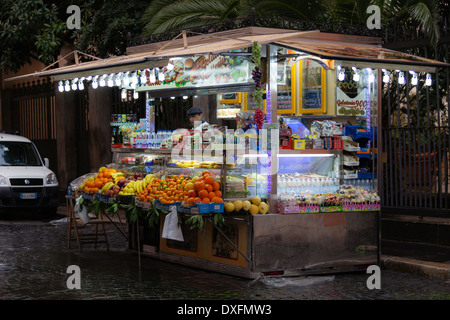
[1,211,450,302]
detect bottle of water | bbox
[155,131,160,148]
[144,131,149,148]
[135,132,141,148]
[148,131,153,149]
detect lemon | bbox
[259,202,269,214]
[249,204,259,215]
[224,202,235,212]
[233,200,243,211]
[252,196,261,206]
[184,182,194,191]
[242,200,251,211]
[98,166,106,173]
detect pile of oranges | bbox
[83,168,117,194]
[137,174,188,204]
[189,171,223,205]
[136,170,223,205]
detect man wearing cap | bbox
[186,106,209,129]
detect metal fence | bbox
[381,19,450,217]
[11,78,56,140]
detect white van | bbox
[0,133,59,216]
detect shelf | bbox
[110,122,138,127]
[112,147,173,154]
[277,149,342,155]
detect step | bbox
[381,213,450,247]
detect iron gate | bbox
[382,19,450,217]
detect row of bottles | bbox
[344,178,377,191]
[278,177,340,195]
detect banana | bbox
[135,180,141,195]
[101,182,114,194]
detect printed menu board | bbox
[140,55,250,90]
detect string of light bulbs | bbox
[336,66,432,86]
[57,61,176,96]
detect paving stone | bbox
[0,215,450,300]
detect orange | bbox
[194,181,206,192]
[214,190,222,198]
[193,197,201,204]
[208,192,216,200]
[211,197,223,203]
[202,170,211,176]
[212,181,220,191]
[205,184,213,193]
[204,175,214,185]
[198,189,208,199]
[201,197,210,204]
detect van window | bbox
[0,142,42,166]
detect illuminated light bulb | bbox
[398,71,405,85]
[130,72,138,89]
[410,71,418,86]
[149,69,156,83]
[78,79,84,90]
[64,80,71,92]
[426,73,432,86]
[352,67,360,82]
[133,90,139,99]
[107,74,114,87]
[183,96,188,100]
[140,70,147,84]
[58,81,64,92]
[382,69,390,83]
[99,74,107,87]
[338,68,345,81]
[71,78,78,90]
[121,89,127,99]
[158,68,165,81]
[368,71,375,83]
[170,96,175,99]
[91,76,99,89]
[122,72,130,86]
[115,73,123,86]
[167,61,174,70]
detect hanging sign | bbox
[139,54,250,91]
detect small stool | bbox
[66,195,110,251]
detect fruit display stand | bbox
[97,145,379,279]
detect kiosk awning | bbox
[5,30,317,82]
[273,38,450,72]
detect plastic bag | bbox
[162,206,184,241]
[74,196,90,224]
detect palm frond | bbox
[142,0,239,35]
[409,0,441,45]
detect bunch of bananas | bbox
[111,172,125,184]
[101,182,115,195]
[134,174,158,195]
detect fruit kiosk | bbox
[61,28,449,278]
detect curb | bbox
[381,255,450,280]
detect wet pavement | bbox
[1,209,450,302]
